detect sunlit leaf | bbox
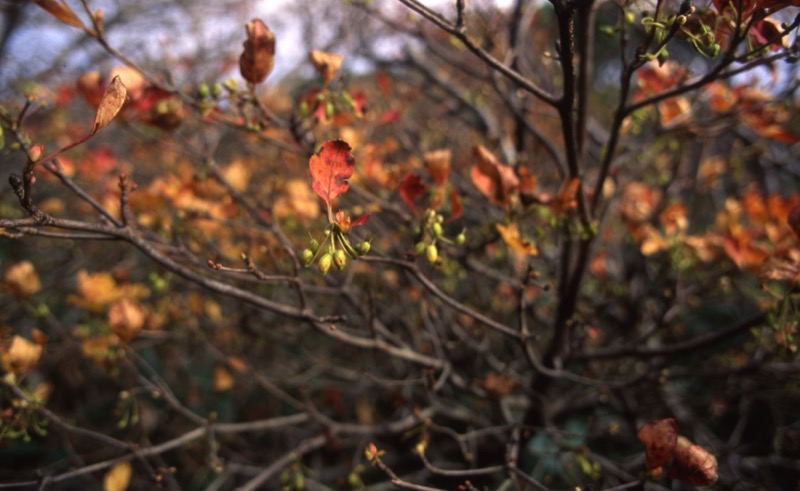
[103,461,132,491]
[4,260,42,298]
[92,75,127,135]
[309,50,343,85]
[309,139,355,218]
[239,19,275,84]
[1,336,44,378]
[496,222,538,256]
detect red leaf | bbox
[423,150,451,185]
[449,188,463,220]
[637,418,678,470]
[351,213,371,227]
[668,436,719,487]
[309,139,355,215]
[399,172,426,214]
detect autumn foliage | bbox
[1,0,800,490]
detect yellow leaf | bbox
[496,222,538,256]
[104,461,132,491]
[1,336,44,377]
[4,260,41,298]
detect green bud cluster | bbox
[414,209,466,264]
[301,225,371,275]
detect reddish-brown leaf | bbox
[309,140,355,216]
[668,435,719,487]
[449,188,463,219]
[637,418,678,470]
[309,50,343,85]
[788,205,800,238]
[33,0,86,30]
[92,75,127,135]
[471,145,519,207]
[239,19,275,84]
[399,172,426,214]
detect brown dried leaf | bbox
[668,435,719,487]
[4,260,42,298]
[108,299,145,342]
[2,336,44,377]
[471,145,519,208]
[637,418,678,470]
[240,19,275,84]
[92,75,127,135]
[479,372,517,399]
[309,50,344,85]
[33,0,86,30]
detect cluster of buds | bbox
[301,218,371,275]
[414,209,465,264]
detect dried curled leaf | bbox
[33,0,86,30]
[92,75,127,135]
[309,50,343,85]
[471,145,519,208]
[637,418,678,470]
[668,435,719,487]
[309,139,355,217]
[239,19,275,84]
[1,336,44,378]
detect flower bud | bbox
[426,244,438,263]
[333,249,347,270]
[318,253,333,274]
[309,238,320,254]
[454,232,466,245]
[301,248,314,267]
[356,241,371,255]
[431,222,443,238]
[414,241,427,255]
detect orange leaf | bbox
[4,260,42,298]
[667,435,718,487]
[309,139,355,217]
[103,461,132,491]
[33,0,86,30]
[309,50,344,85]
[92,75,127,135]
[1,336,44,378]
[239,19,275,84]
[423,149,451,185]
[471,145,519,207]
[637,418,678,470]
[449,188,463,219]
[496,222,538,256]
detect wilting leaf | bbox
[471,145,519,207]
[103,461,132,491]
[108,299,145,342]
[423,149,451,185]
[637,418,678,470]
[1,336,44,378]
[92,75,127,135]
[309,139,355,216]
[496,222,538,256]
[399,172,426,213]
[33,0,86,30]
[309,50,344,85]
[239,19,275,84]
[668,435,719,487]
[4,260,42,298]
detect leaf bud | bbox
[414,241,427,255]
[431,222,443,238]
[318,253,333,274]
[333,249,347,270]
[426,244,438,263]
[356,241,371,255]
[301,248,314,267]
[309,238,320,254]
